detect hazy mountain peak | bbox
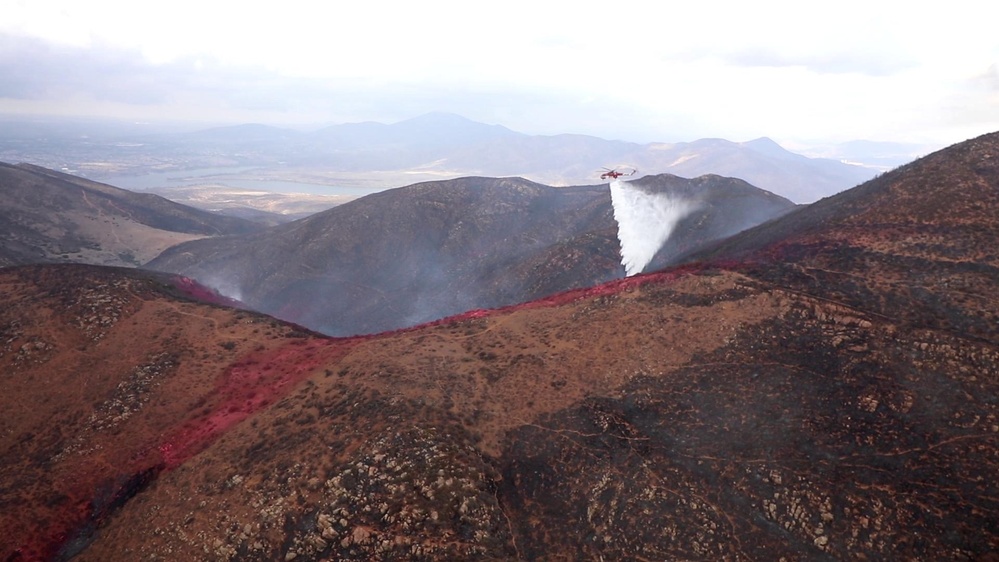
[392,111,520,138]
[397,111,493,127]
[743,136,788,154]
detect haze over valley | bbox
[1,112,889,212]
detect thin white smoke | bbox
[202,273,244,302]
[609,179,697,276]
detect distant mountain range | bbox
[152,113,878,203]
[2,112,884,203]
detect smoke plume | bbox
[610,179,697,276]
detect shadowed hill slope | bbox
[692,131,999,264]
[148,176,617,335]
[689,131,999,338]
[146,174,795,335]
[0,163,263,267]
[627,173,798,270]
[1,132,997,560]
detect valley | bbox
[1,113,880,205]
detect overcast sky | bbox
[2,0,998,150]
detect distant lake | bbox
[104,166,385,196]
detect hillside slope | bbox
[1,133,997,560]
[0,162,263,267]
[146,174,795,335]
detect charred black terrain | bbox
[1,133,997,561]
[147,174,795,335]
[0,162,263,268]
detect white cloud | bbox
[2,0,998,147]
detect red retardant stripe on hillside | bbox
[415,261,716,330]
[155,337,356,469]
[13,337,359,562]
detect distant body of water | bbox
[104,166,383,196]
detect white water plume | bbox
[610,179,697,276]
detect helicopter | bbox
[600,167,637,180]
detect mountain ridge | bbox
[0,131,997,560]
[688,131,999,267]
[0,162,263,267]
[146,173,796,335]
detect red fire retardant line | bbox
[155,337,353,468]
